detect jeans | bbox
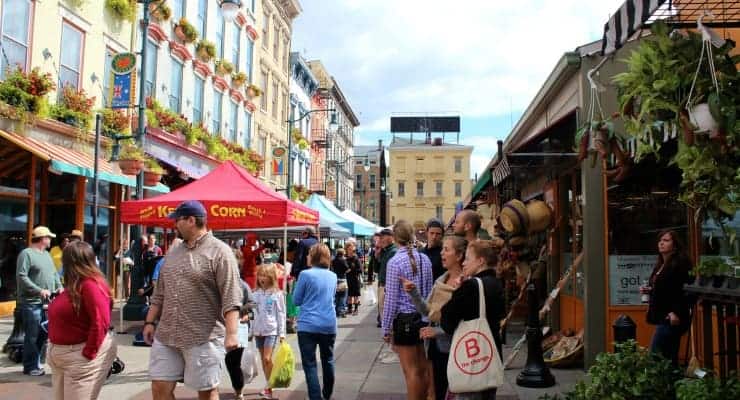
[19,303,47,373]
[334,290,347,316]
[297,332,335,400]
[650,321,684,366]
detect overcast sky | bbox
[292,0,625,178]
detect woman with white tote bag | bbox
[440,240,505,400]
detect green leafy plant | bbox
[214,59,234,76]
[0,66,56,124]
[100,108,130,137]
[148,1,171,22]
[118,142,146,161]
[676,375,740,400]
[540,340,678,400]
[105,0,136,21]
[231,72,247,87]
[196,39,216,62]
[175,17,197,43]
[49,85,95,133]
[694,257,732,278]
[246,84,262,97]
[144,157,165,174]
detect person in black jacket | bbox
[331,248,349,317]
[441,240,505,399]
[422,218,445,280]
[640,230,693,366]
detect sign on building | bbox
[608,255,658,305]
[109,53,137,109]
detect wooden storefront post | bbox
[27,157,36,241]
[75,176,85,232]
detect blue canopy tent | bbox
[305,194,375,237]
[340,209,378,236]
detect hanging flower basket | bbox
[118,159,143,175]
[144,170,162,186]
[231,72,247,88]
[196,40,216,62]
[246,84,261,99]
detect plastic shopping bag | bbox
[364,285,377,306]
[241,341,259,384]
[268,341,295,388]
[286,291,300,318]
[237,322,250,347]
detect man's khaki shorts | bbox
[149,337,225,391]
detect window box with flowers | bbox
[246,84,262,99]
[196,39,216,63]
[144,157,166,186]
[148,1,171,22]
[105,0,136,22]
[100,108,130,137]
[0,66,55,125]
[49,85,95,139]
[231,72,247,88]
[174,17,197,43]
[214,59,234,77]
[117,143,146,175]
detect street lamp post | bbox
[286,109,337,198]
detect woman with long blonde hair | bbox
[47,241,117,400]
[382,220,434,400]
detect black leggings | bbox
[429,340,449,400]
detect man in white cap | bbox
[16,226,63,376]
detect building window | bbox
[228,100,238,143]
[436,181,443,196]
[454,157,462,173]
[369,174,376,189]
[144,40,158,98]
[436,206,443,220]
[231,23,240,72]
[261,12,269,49]
[272,22,279,60]
[355,175,362,190]
[197,0,208,35]
[172,0,185,37]
[271,81,278,119]
[398,182,405,197]
[281,90,288,127]
[169,57,183,113]
[246,0,255,13]
[103,47,116,106]
[215,6,225,57]
[455,181,462,197]
[59,21,84,89]
[245,38,254,80]
[0,0,32,77]
[243,111,252,148]
[260,71,268,111]
[416,181,424,197]
[257,134,266,158]
[212,89,223,134]
[283,39,289,70]
[193,75,205,123]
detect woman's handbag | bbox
[336,279,348,292]
[447,278,504,393]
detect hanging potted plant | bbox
[214,59,234,76]
[231,72,247,88]
[105,0,136,22]
[144,157,165,186]
[196,39,216,63]
[148,1,171,22]
[117,143,146,175]
[174,17,197,43]
[246,84,262,99]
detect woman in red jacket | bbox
[47,241,117,400]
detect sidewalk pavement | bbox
[0,293,585,399]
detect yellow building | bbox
[252,0,301,189]
[388,136,473,230]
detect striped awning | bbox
[0,129,169,193]
[491,157,511,187]
[602,0,668,55]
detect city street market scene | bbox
[1,0,740,399]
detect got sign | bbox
[452,331,494,375]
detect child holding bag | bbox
[253,264,286,399]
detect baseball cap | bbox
[32,226,56,239]
[426,218,444,230]
[379,228,393,236]
[167,200,207,219]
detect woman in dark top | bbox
[331,248,349,317]
[345,242,363,315]
[441,240,505,400]
[640,230,693,366]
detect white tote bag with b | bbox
[447,278,504,393]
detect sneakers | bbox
[24,369,45,376]
[259,388,273,399]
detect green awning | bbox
[50,160,169,193]
[471,168,492,199]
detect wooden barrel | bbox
[526,200,553,233]
[499,199,529,234]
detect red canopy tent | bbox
[120,160,319,229]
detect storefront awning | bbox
[470,168,492,200]
[601,0,667,55]
[0,130,169,193]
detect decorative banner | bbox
[272,146,286,176]
[109,53,137,109]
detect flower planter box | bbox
[174,25,188,42]
[118,159,143,175]
[197,48,212,63]
[144,171,162,186]
[246,87,258,99]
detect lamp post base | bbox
[516,327,556,388]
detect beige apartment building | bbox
[388,137,473,230]
[252,0,301,190]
